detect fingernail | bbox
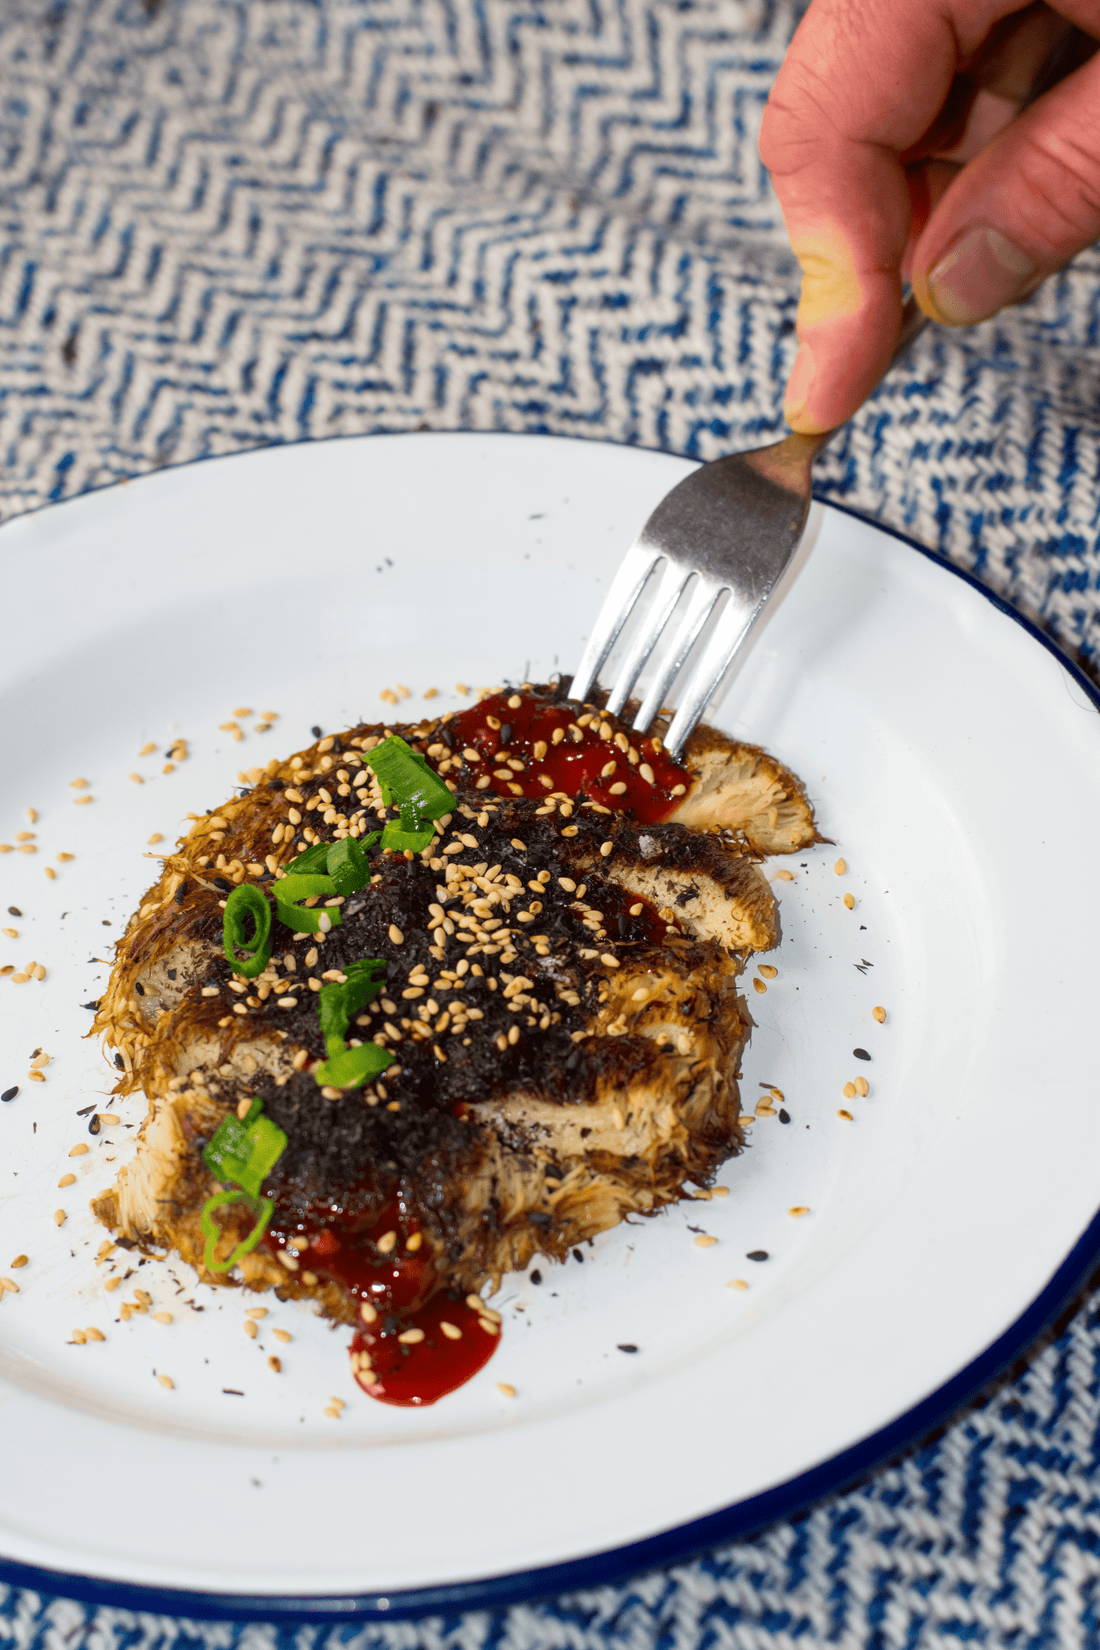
[784,343,815,424]
[926,227,1036,326]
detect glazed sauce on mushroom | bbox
[449,690,691,823]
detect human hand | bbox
[759,1,1100,434]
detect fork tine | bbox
[662,595,755,758]
[570,543,663,706]
[631,576,722,735]
[604,560,695,718]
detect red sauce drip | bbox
[264,1196,498,1406]
[351,1295,499,1408]
[449,690,691,823]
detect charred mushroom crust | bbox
[91,684,817,1319]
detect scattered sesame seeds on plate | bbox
[2,434,1100,1617]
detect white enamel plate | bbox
[1,434,1099,1619]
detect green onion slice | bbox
[314,1042,395,1090]
[326,836,371,895]
[200,1099,288,1272]
[200,1188,275,1273]
[365,736,453,825]
[273,873,343,933]
[287,834,379,888]
[317,959,388,1055]
[284,842,330,876]
[222,884,273,978]
[379,814,436,855]
[203,1097,287,1196]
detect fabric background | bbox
[3,0,1100,1643]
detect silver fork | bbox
[570,298,929,758]
[570,16,1098,758]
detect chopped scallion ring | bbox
[200,1188,276,1273]
[315,1042,395,1090]
[380,815,436,854]
[284,843,330,876]
[274,873,343,933]
[317,958,388,1058]
[200,1100,288,1272]
[326,836,371,895]
[222,883,273,978]
[365,736,453,827]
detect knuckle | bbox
[1014,129,1100,249]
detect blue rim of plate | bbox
[2,485,1099,1624]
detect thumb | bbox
[912,49,1100,326]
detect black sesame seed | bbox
[382,1314,399,1337]
[617,1343,639,1354]
[572,1248,584,1263]
[81,1000,100,1011]
[88,1114,101,1135]
[114,1054,125,1070]
[174,882,189,905]
[134,982,145,995]
[8,907,21,917]
[778,1108,790,1124]
[853,1048,871,1061]
[76,1104,96,1117]
[213,877,231,892]
[166,970,176,981]
[499,723,512,746]
[311,726,322,739]
[530,1269,542,1285]
[746,1250,769,1262]
[1,1086,17,1103]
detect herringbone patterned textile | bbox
[3,1,1100,1644]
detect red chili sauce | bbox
[265,1197,498,1406]
[449,689,691,823]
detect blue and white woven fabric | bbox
[3,3,1100,1644]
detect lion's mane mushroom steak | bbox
[92,681,818,1406]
